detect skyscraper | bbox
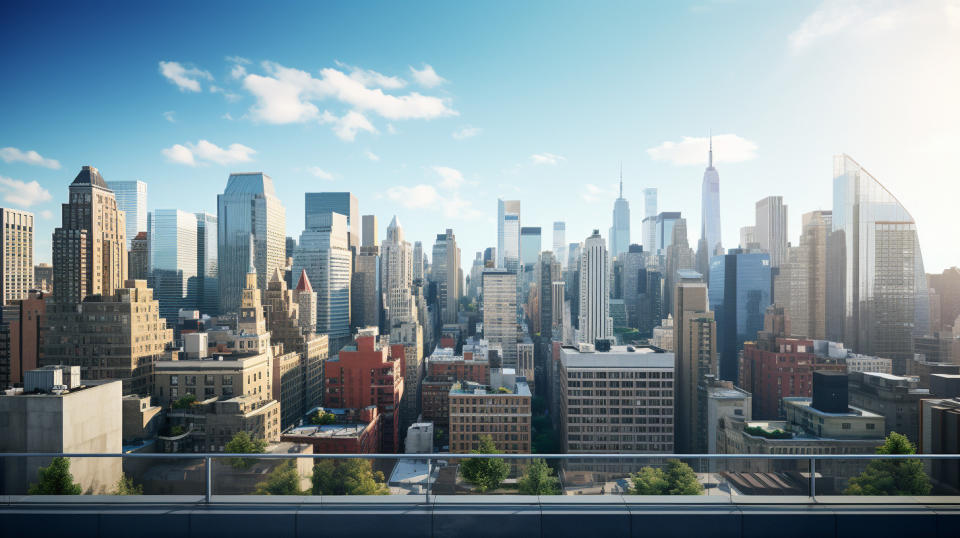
[774,210,830,339]
[128,232,149,281]
[619,244,645,329]
[381,216,415,326]
[664,218,694,317]
[552,222,566,270]
[148,209,198,327]
[109,180,147,248]
[709,250,772,381]
[519,226,541,269]
[698,137,722,276]
[578,230,611,344]
[216,172,286,314]
[305,192,359,250]
[195,212,218,316]
[432,229,461,324]
[538,251,562,340]
[52,166,127,305]
[654,211,681,255]
[362,214,378,248]
[482,268,518,367]
[352,213,380,329]
[497,199,521,270]
[413,241,425,282]
[756,196,788,268]
[827,154,929,373]
[672,270,716,453]
[609,167,631,259]
[292,212,352,351]
[642,188,658,252]
[1,208,34,305]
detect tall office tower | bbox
[551,281,566,339]
[1,208,34,305]
[148,209,198,328]
[578,230,612,344]
[216,172,286,314]
[775,210,831,339]
[827,154,929,373]
[468,252,484,299]
[352,215,380,329]
[609,169,631,259]
[52,166,127,305]
[42,280,173,395]
[538,251,562,340]
[483,268,518,367]
[640,269,664,336]
[619,244,645,328]
[654,211,681,255]
[390,321,423,430]
[755,196,788,268]
[33,263,53,294]
[520,227,541,269]
[109,180,147,248]
[552,222,566,270]
[285,236,297,262]
[497,199,521,270]
[305,192,359,251]
[195,212,218,316]
[381,216,415,325]
[432,229,461,324]
[483,247,496,268]
[293,212,352,352]
[739,226,758,249]
[0,291,45,387]
[928,268,960,333]
[641,188,658,255]
[709,250,772,381]
[238,262,267,335]
[295,270,317,331]
[412,241,425,282]
[697,138,722,277]
[664,218,695,316]
[672,270,715,453]
[128,232,149,280]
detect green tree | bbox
[310,459,389,495]
[460,435,510,493]
[517,458,560,495]
[172,394,197,409]
[630,460,703,495]
[255,461,303,495]
[225,431,267,470]
[310,411,336,425]
[29,457,82,495]
[113,474,143,495]
[845,432,932,496]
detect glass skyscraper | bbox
[148,209,198,328]
[609,171,630,259]
[195,212,218,316]
[708,250,771,381]
[292,212,352,351]
[826,154,929,373]
[497,199,520,270]
[655,211,681,255]
[305,192,358,250]
[552,221,566,269]
[700,139,722,257]
[642,188,658,252]
[217,172,286,314]
[519,226,541,268]
[109,180,147,248]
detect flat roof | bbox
[783,397,882,418]
[560,346,674,369]
[285,423,368,439]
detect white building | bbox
[578,230,612,344]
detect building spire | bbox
[708,130,713,168]
[619,161,623,198]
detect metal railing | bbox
[3,452,958,503]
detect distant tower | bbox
[109,180,148,249]
[698,135,722,276]
[578,230,611,344]
[609,164,631,259]
[497,199,521,271]
[0,208,34,304]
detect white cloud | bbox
[320,110,378,141]
[0,147,60,169]
[335,61,407,89]
[40,209,53,219]
[409,64,447,88]
[531,152,566,165]
[432,166,464,189]
[222,113,234,120]
[209,85,241,102]
[364,150,380,162]
[231,64,247,80]
[0,176,52,207]
[162,140,256,166]
[307,167,335,180]
[581,183,617,204]
[646,134,757,165]
[452,125,482,140]
[158,61,213,92]
[163,111,176,123]
[386,184,439,208]
[226,56,251,65]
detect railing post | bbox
[425,458,432,504]
[809,457,816,501]
[205,456,212,503]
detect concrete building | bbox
[578,230,611,344]
[482,268,518,368]
[128,231,149,280]
[774,210,830,339]
[0,290,46,388]
[292,212,352,351]
[920,396,960,492]
[41,280,173,395]
[405,422,434,453]
[1,207,34,305]
[381,216,415,326]
[431,229,461,325]
[672,270,716,453]
[33,262,53,294]
[609,171,631,260]
[697,138,722,277]
[664,219,695,317]
[153,338,274,408]
[848,371,929,444]
[703,377,752,455]
[755,195,788,268]
[449,369,531,454]
[552,222,566,270]
[651,316,674,351]
[390,321,424,436]
[52,166,127,305]
[0,368,122,494]
[109,180,147,248]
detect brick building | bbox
[281,406,380,454]
[421,342,490,429]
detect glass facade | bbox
[292,212,351,348]
[826,155,928,372]
[304,192,358,248]
[148,209,198,327]
[109,180,147,248]
[519,226,541,268]
[655,211,681,255]
[709,251,771,381]
[497,199,521,269]
[195,212,218,316]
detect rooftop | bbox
[560,345,674,369]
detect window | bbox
[866,423,876,430]
[170,375,179,386]
[841,423,851,430]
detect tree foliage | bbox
[631,459,703,495]
[113,474,143,495]
[255,461,303,495]
[225,431,267,470]
[311,459,389,495]
[29,457,82,495]
[460,435,510,493]
[310,410,336,425]
[518,458,560,495]
[844,432,932,496]
[172,394,197,409]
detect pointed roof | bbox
[295,269,313,293]
[388,215,400,229]
[72,166,109,189]
[269,267,284,284]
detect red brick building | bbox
[325,332,404,453]
[280,406,380,454]
[740,337,846,419]
[421,346,489,428]
[1,290,46,387]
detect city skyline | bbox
[2,2,959,274]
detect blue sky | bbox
[1,1,958,273]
